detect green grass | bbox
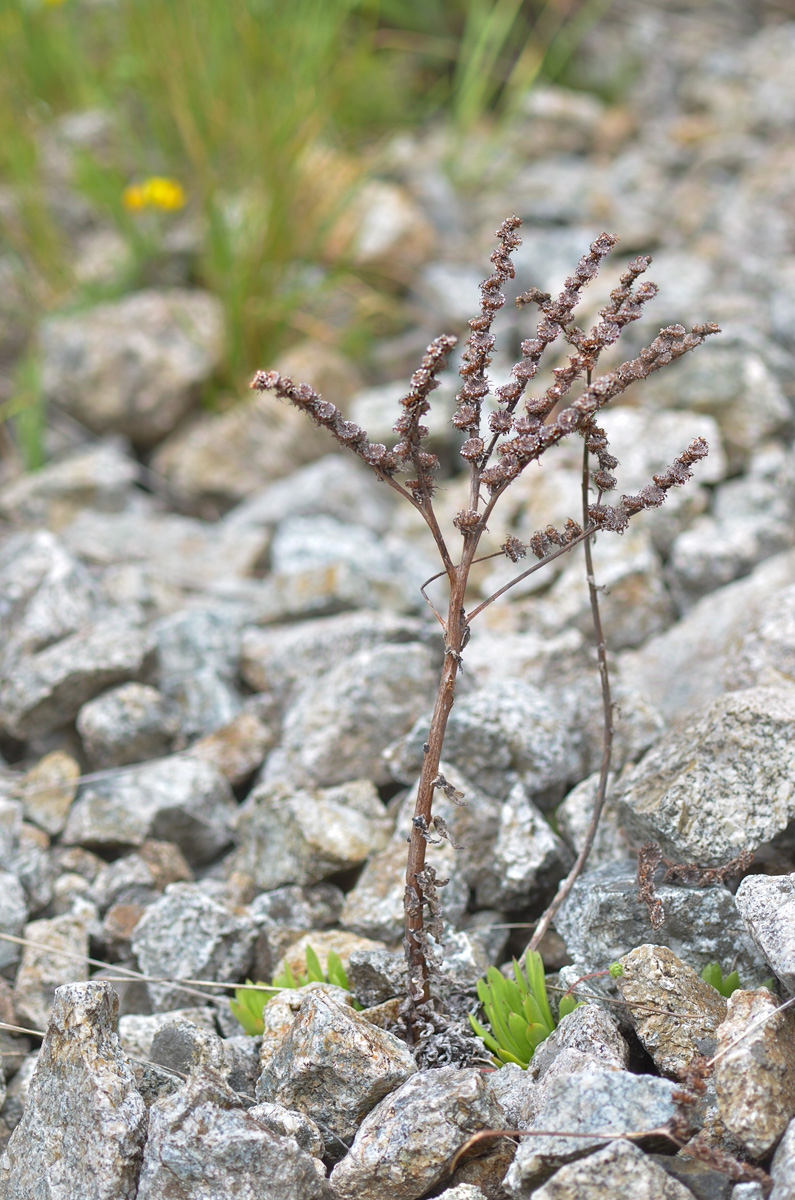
[0,0,611,458]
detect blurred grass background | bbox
[0,0,610,464]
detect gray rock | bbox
[247,883,344,933]
[185,709,275,785]
[553,860,766,981]
[76,683,181,769]
[0,441,139,529]
[615,945,728,1076]
[340,838,468,945]
[118,1009,219,1061]
[528,1139,694,1200]
[475,781,572,910]
[131,883,257,1011]
[240,609,433,705]
[714,988,795,1157]
[63,754,236,865]
[615,686,795,864]
[225,453,395,536]
[256,989,417,1158]
[136,1070,328,1200]
[6,822,54,917]
[247,1101,325,1159]
[147,1019,237,1083]
[255,983,354,1071]
[271,643,438,788]
[0,1056,37,1134]
[389,680,582,805]
[329,1066,507,1200]
[17,750,80,837]
[618,549,795,723]
[502,1068,683,1194]
[771,1117,795,1199]
[90,841,192,912]
[485,1061,538,1129]
[734,872,795,995]
[555,772,632,867]
[0,875,28,973]
[725,583,795,692]
[0,982,146,1199]
[529,1004,629,1083]
[153,607,244,740]
[13,913,90,1033]
[341,949,408,1008]
[40,288,224,446]
[0,611,154,741]
[227,779,392,890]
[0,531,101,664]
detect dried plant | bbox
[635,842,753,931]
[251,215,719,1037]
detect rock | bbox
[185,709,275,784]
[329,1066,507,1200]
[247,1101,325,1160]
[0,982,146,1199]
[528,1139,694,1200]
[714,988,795,1157]
[225,454,394,537]
[724,582,795,691]
[618,549,795,723]
[0,875,29,973]
[255,983,354,1069]
[148,1019,228,1081]
[734,871,795,995]
[485,1061,538,1129]
[615,945,728,1076]
[0,441,139,531]
[257,989,417,1159]
[389,680,582,806]
[327,179,434,272]
[502,1068,684,1193]
[434,1186,488,1200]
[149,390,334,509]
[529,1004,629,1083]
[0,611,154,741]
[0,1055,38,1134]
[274,931,388,982]
[40,288,224,447]
[76,683,181,769]
[346,949,408,1009]
[553,860,766,981]
[131,883,257,1011]
[247,884,344,934]
[6,822,53,917]
[555,772,632,867]
[118,1008,219,1061]
[771,1116,795,1198]
[16,751,80,837]
[135,1070,328,1200]
[340,838,468,945]
[153,606,245,740]
[615,686,795,864]
[474,781,572,910]
[240,609,433,705]
[63,755,236,866]
[13,913,89,1033]
[227,779,392,890]
[91,841,192,912]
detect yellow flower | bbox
[122,176,186,212]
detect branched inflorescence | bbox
[251,216,719,1032]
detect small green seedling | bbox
[469,948,582,1068]
[230,946,361,1035]
[700,961,776,998]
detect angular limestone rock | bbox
[615,944,727,1076]
[0,982,146,1199]
[256,989,417,1158]
[530,1139,694,1199]
[735,871,795,995]
[329,1066,506,1200]
[615,686,795,864]
[13,913,90,1033]
[714,988,795,1157]
[136,1070,328,1200]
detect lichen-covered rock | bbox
[63,755,236,866]
[131,883,256,1011]
[346,948,408,1008]
[714,988,795,1157]
[117,1009,219,1061]
[615,686,795,864]
[13,913,90,1033]
[502,1069,683,1194]
[0,875,28,973]
[256,989,417,1158]
[723,582,795,692]
[256,983,354,1070]
[76,683,181,769]
[329,1066,507,1200]
[40,288,224,446]
[247,1101,325,1160]
[529,1139,694,1200]
[0,982,146,1199]
[734,871,795,995]
[227,779,392,890]
[554,860,767,981]
[0,612,154,741]
[136,1070,328,1200]
[615,945,727,1076]
[485,1061,538,1129]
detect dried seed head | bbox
[460,437,484,461]
[453,508,482,532]
[502,535,527,562]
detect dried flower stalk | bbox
[251,216,719,1035]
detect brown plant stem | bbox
[529,428,614,952]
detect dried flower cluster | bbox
[252,215,720,1033]
[636,841,754,930]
